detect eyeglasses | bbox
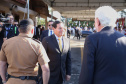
[49,24,52,26]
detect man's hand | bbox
[66,75,71,81]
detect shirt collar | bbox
[49,29,53,31]
[101,26,113,31]
[19,33,32,38]
[54,34,62,40]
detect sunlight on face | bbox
[53,23,64,37]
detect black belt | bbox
[8,74,38,81]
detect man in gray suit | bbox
[42,21,71,84]
[79,6,126,84]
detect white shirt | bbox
[48,29,54,36]
[85,27,87,30]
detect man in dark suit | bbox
[79,6,126,84]
[33,26,39,39]
[40,20,54,41]
[42,21,71,84]
[3,13,19,41]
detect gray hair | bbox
[95,6,118,27]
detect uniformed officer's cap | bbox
[19,19,34,27]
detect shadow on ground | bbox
[64,38,85,84]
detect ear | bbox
[31,28,34,34]
[96,18,101,26]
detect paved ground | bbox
[64,36,86,84]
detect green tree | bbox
[37,17,45,26]
[67,18,94,28]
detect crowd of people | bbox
[67,26,96,40]
[0,14,47,47]
[0,5,126,84]
[68,24,126,40]
[0,13,71,84]
[114,26,126,35]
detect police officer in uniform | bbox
[0,19,50,84]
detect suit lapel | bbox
[62,37,66,53]
[52,35,60,52]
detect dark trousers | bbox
[77,34,80,40]
[56,72,63,84]
[0,76,2,84]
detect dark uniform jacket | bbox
[79,26,126,84]
[3,24,19,39]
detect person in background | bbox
[67,27,71,38]
[13,20,19,36]
[2,13,19,41]
[36,25,42,40]
[40,26,45,35]
[84,26,88,31]
[13,20,18,27]
[88,26,93,31]
[40,20,54,42]
[75,27,80,40]
[33,25,40,40]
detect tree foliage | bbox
[37,17,45,26]
[67,18,94,28]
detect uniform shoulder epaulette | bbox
[32,38,42,44]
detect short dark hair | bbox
[5,13,13,18]
[14,20,18,22]
[19,19,34,33]
[37,25,41,28]
[52,21,61,29]
[48,20,54,23]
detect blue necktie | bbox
[50,31,52,35]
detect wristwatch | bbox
[2,81,6,84]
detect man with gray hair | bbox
[0,19,50,84]
[79,6,126,84]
